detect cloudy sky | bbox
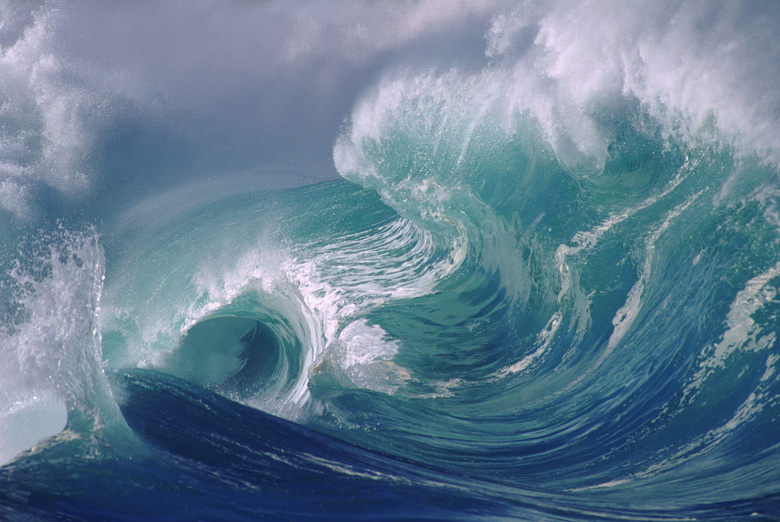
[0,0,508,216]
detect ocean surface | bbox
[1,1,780,520]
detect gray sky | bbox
[0,0,506,219]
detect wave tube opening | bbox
[160,314,281,400]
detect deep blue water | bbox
[2,2,780,520]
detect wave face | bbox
[2,1,780,520]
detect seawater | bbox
[1,2,780,520]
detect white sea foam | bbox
[486,1,780,169]
[294,218,459,395]
[0,3,111,219]
[607,193,701,351]
[337,1,780,186]
[682,260,780,402]
[494,311,561,378]
[0,229,109,465]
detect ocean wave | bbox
[1,2,779,519]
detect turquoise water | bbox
[1,2,780,520]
